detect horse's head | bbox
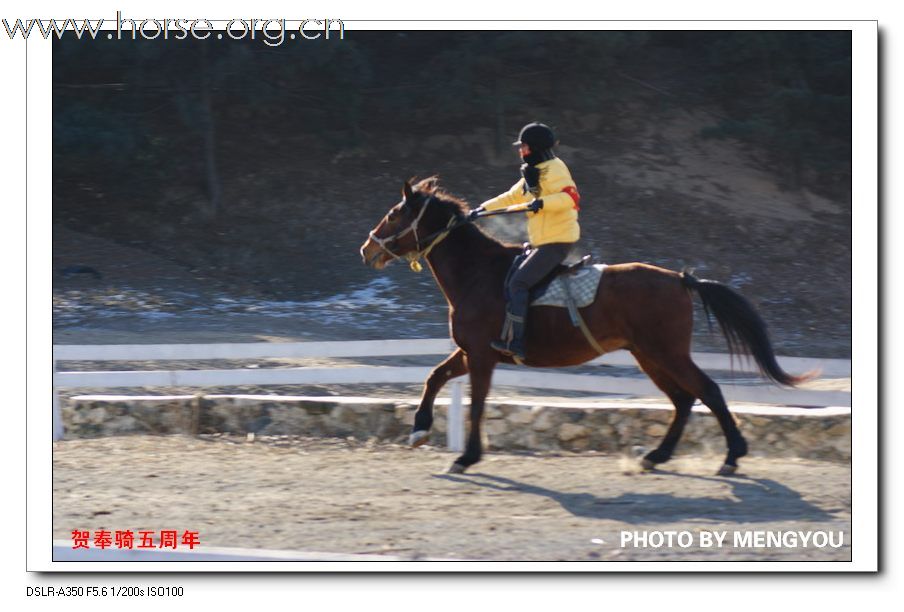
[360,177,461,270]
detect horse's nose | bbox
[359,241,373,266]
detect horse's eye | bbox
[389,203,408,221]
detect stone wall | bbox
[62,395,851,462]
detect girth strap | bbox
[562,276,605,355]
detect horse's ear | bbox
[421,176,440,192]
[402,181,414,201]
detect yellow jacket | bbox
[480,157,581,246]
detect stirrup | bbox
[495,312,523,349]
[491,339,514,356]
[491,337,526,361]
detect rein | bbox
[408,215,463,272]
[368,197,526,272]
[368,196,467,272]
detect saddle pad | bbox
[531,264,607,309]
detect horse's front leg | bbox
[409,349,468,447]
[448,352,495,473]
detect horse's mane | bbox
[412,176,471,219]
[411,176,520,255]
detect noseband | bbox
[368,196,460,272]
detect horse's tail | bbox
[680,271,817,386]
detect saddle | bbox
[505,245,608,355]
[504,244,595,304]
[530,254,593,300]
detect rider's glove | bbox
[527,199,544,213]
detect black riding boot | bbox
[491,287,529,361]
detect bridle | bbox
[367,196,463,272]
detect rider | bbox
[469,122,581,360]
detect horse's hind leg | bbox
[410,349,468,447]
[653,354,748,475]
[632,353,695,469]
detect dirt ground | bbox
[53,435,851,563]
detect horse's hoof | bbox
[447,462,467,474]
[717,463,738,476]
[409,430,431,448]
[640,458,657,471]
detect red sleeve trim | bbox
[562,186,581,211]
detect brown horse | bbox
[360,178,812,475]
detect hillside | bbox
[52,32,851,357]
[54,108,850,357]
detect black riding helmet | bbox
[513,122,556,151]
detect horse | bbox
[359,177,813,476]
